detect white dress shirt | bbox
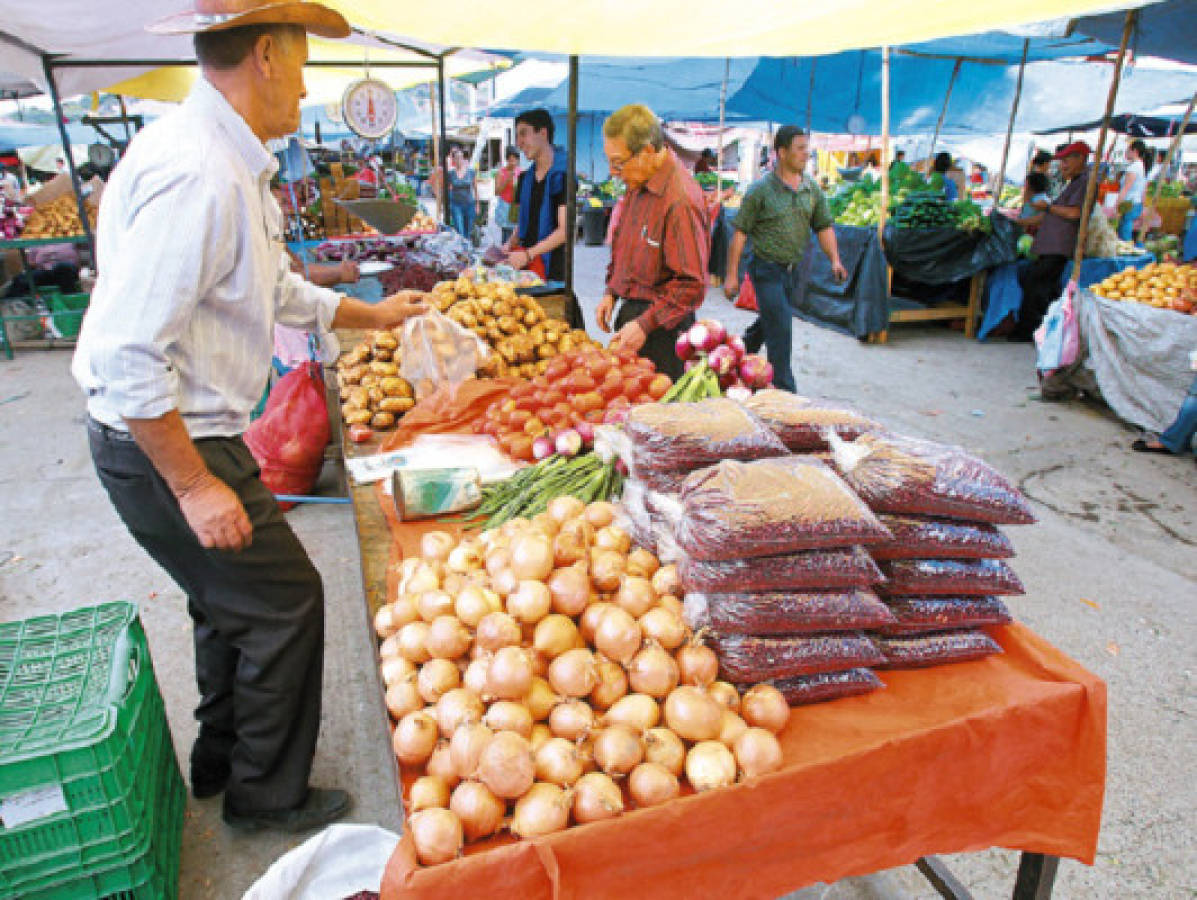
[72,77,340,438]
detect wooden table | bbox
[869,269,986,343]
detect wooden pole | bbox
[1071,11,1136,283]
[716,58,729,176]
[437,58,449,226]
[926,58,962,174]
[1137,89,1196,244]
[879,46,891,244]
[428,79,442,222]
[991,38,1029,203]
[805,60,816,134]
[565,55,578,296]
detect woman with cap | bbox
[73,0,427,834]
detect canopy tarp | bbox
[1034,112,1197,135]
[323,0,1154,57]
[1072,0,1197,65]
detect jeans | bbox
[1117,202,1143,241]
[450,202,475,243]
[1159,374,1197,454]
[744,258,801,392]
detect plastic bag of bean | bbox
[879,559,1025,596]
[745,668,885,706]
[688,589,897,635]
[710,632,885,682]
[878,596,1013,636]
[679,545,884,593]
[744,390,882,451]
[664,457,892,561]
[616,482,659,555]
[867,515,1015,561]
[829,433,1035,525]
[625,398,789,473]
[876,629,1003,669]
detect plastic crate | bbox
[0,603,182,898]
[46,291,88,339]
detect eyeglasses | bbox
[607,153,634,172]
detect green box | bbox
[0,603,183,898]
[46,291,88,339]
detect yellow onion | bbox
[483,700,533,738]
[658,594,684,620]
[614,576,656,618]
[475,612,521,653]
[426,740,460,789]
[717,709,748,748]
[462,657,490,697]
[708,681,741,711]
[663,686,723,742]
[455,584,501,628]
[379,633,403,661]
[486,646,534,700]
[393,710,439,766]
[589,550,625,592]
[511,782,571,839]
[676,642,719,688]
[507,580,552,625]
[435,688,483,738]
[425,615,471,660]
[650,564,680,597]
[381,655,418,688]
[485,547,512,579]
[418,658,461,704]
[643,727,686,776]
[385,677,423,720]
[627,643,679,698]
[572,772,623,823]
[524,676,560,722]
[409,774,451,812]
[528,722,552,753]
[535,737,584,786]
[547,495,586,524]
[389,594,421,633]
[409,808,463,865]
[639,607,687,651]
[734,727,783,778]
[685,741,736,792]
[547,648,598,698]
[402,560,441,595]
[417,590,456,623]
[589,658,629,710]
[593,724,644,776]
[627,762,680,807]
[477,731,535,799]
[420,531,455,563]
[450,780,505,842]
[548,700,595,741]
[595,525,631,555]
[530,511,559,538]
[374,603,400,639]
[553,532,586,568]
[625,547,660,579]
[533,614,579,659]
[491,567,519,598]
[594,607,642,666]
[396,621,432,664]
[446,541,481,574]
[449,721,493,779]
[510,534,554,581]
[547,565,590,616]
[579,601,615,645]
[557,517,595,548]
[603,692,660,733]
[741,684,790,734]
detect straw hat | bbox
[148,0,349,38]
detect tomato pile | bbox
[476,348,672,460]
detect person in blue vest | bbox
[505,108,569,282]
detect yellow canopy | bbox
[322,0,1150,57]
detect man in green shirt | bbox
[725,126,845,392]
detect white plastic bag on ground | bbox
[242,824,399,900]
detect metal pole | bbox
[805,60,816,134]
[992,38,1029,202]
[117,94,132,144]
[879,46,891,244]
[1071,11,1136,282]
[565,55,578,296]
[716,58,729,175]
[1137,89,1196,244]
[437,57,449,227]
[428,79,441,221]
[41,56,95,258]
[926,58,962,173]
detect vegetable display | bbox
[476,453,624,528]
[18,195,96,240]
[674,318,773,393]
[1090,261,1197,314]
[831,171,991,232]
[335,330,416,431]
[375,506,788,866]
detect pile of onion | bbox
[376,503,790,867]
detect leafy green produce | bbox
[476,453,622,528]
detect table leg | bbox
[965,271,984,340]
[915,856,976,900]
[1012,853,1059,900]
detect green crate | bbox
[46,292,88,339]
[0,603,182,898]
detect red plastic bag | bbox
[734,273,758,311]
[709,632,884,682]
[748,668,884,706]
[879,559,1025,597]
[867,515,1015,561]
[744,391,881,452]
[878,596,1013,636]
[625,398,788,475]
[243,361,330,510]
[686,589,896,635]
[678,546,883,593]
[876,629,1004,669]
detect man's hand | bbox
[611,320,647,352]
[373,291,427,328]
[338,259,360,284]
[178,473,253,552]
[596,294,616,332]
[831,260,848,283]
[723,276,739,300]
[508,248,531,270]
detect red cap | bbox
[1054,141,1092,160]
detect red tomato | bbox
[531,375,549,390]
[506,409,532,428]
[571,391,604,414]
[553,401,574,420]
[523,417,546,437]
[634,394,655,405]
[563,371,597,395]
[647,374,672,400]
[584,409,606,424]
[597,379,623,402]
[541,406,569,427]
[348,424,374,443]
[544,358,570,381]
[510,382,536,399]
[634,357,657,373]
[540,389,566,407]
[584,355,611,379]
[514,395,540,412]
[608,395,631,410]
[614,348,639,365]
[508,435,534,461]
[569,410,585,426]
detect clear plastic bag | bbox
[670,457,892,561]
[626,398,788,474]
[830,433,1035,525]
[867,515,1015,561]
[679,546,883,593]
[879,558,1025,596]
[744,390,881,451]
[747,668,885,706]
[399,308,491,399]
[876,629,1003,669]
[687,589,896,635]
[878,596,1012,636]
[710,632,884,682]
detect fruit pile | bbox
[336,330,416,438]
[1090,261,1197,313]
[374,504,788,866]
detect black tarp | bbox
[793,224,890,339]
[883,211,1018,285]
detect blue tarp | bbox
[1073,0,1197,66]
[0,119,103,150]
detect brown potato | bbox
[372,332,398,351]
[379,397,415,414]
[344,408,373,425]
[348,387,370,407]
[367,387,385,406]
[370,411,396,429]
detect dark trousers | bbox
[1014,253,1069,342]
[614,298,695,380]
[87,418,324,813]
[743,258,800,393]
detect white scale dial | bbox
[342,78,398,140]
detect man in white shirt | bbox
[73,0,424,833]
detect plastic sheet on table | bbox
[625,398,788,474]
[709,631,884,682]
[879,558,1025,597]
[867,515,1015,561]
[878,596,1013,636]
[744,667,885,706]
[830,433,1035,525]
[679,545,884,593]
[686,589,896,635]
[876,629,1004,669]
[666,457,892,561]
[744,390,882,451]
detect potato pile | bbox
[336,329,416,430]
[427,277,598,379]
[21,196,96,240]
[405,212,439,232]
[1091,261,1197,314]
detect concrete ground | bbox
[0,243,1193,898]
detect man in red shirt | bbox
[596,104,709,378]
